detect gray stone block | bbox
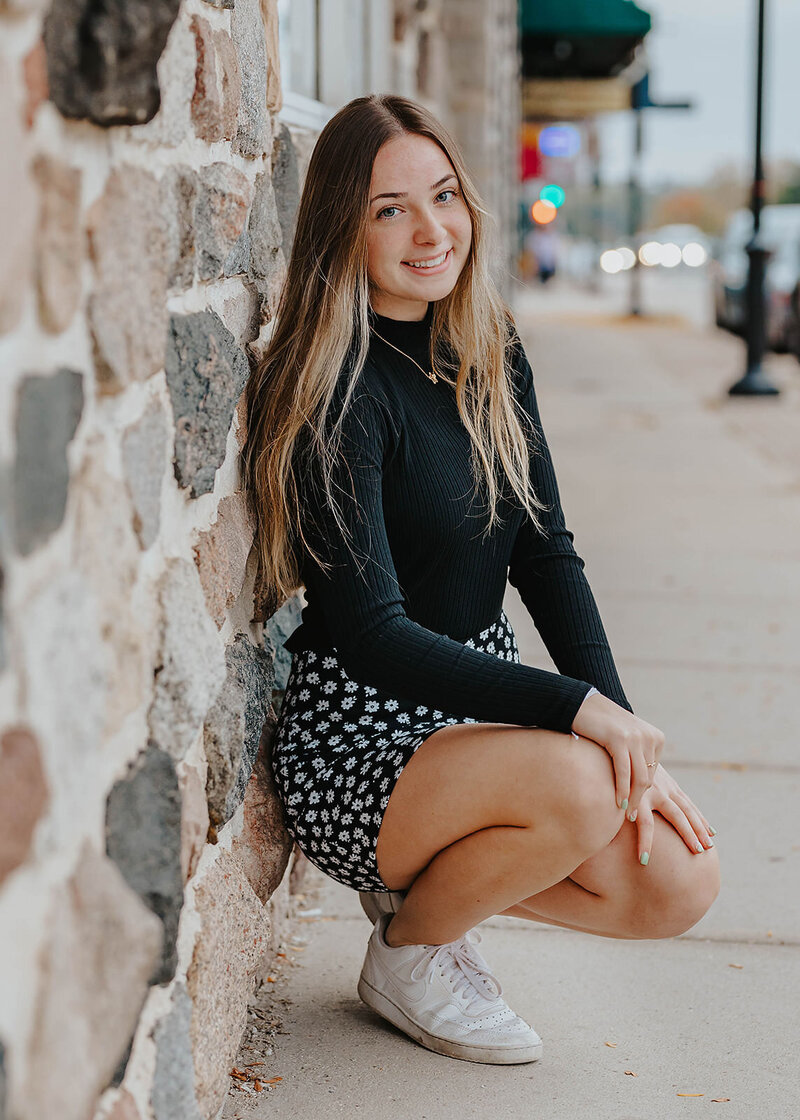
[264,594,303,693]
[88,167,169,393]
[105,742,184,986]
[195,162,253,282]
[150,982,203,1120]
[42,0,182,126]
[162,165,198,291]
[147,558,226,761]
[230,0,270,158]
[247,170,284,315]
[12,368,83,556]
[271,122,300,257]
[165,310,249,499]
[121,398,169,550]
[204,633,274,829]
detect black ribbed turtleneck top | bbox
[283,303,633,734]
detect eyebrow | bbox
[369,173,458,206]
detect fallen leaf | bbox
[624,1070,637,1077]
[230,1068,249,1081]
[677,1093,705,1097]
[728,963,743,969]
[266,976,277,982]
[253,1081,263,1092]
[264,1077,283,1084]
[605,1041,618,1048]
[711,1098,731,1103]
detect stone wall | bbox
[0,2,304,1118]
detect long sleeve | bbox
[297,380,596,734]
[507,338,634,713]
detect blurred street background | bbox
[228,1,800,1117]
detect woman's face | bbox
[366,133,473,321]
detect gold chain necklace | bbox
[371,328,440,384]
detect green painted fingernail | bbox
[709,826,717,836]
[640,851,650,866]
[620,798,628,811]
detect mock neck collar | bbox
[368,302,434,351]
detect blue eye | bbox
[376,188,459,221]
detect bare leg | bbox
[376,725,626,947]
[498,812,720,940]
[376,722,719,948]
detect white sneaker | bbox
[358,888,406,924]
[357,912,543,1064]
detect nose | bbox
[413,206,448,245]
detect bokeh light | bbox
[538,125,581,158]
[539,183,565,208]
[600,250,624,274]
[660,242,682,268]
[531,199,557,224]
[682,242,708,267]
[639,241,662,266]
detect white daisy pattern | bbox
[271,609,521,892]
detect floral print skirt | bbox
[271,608,520,892]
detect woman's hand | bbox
[571,691,665,818]
[634,764,716,866]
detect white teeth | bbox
[404,250,448,269]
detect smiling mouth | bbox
[401,248,452,270]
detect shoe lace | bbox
[409,928,505,1015]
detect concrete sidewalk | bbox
[223,293,800,1120]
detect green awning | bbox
[521,0,651,39]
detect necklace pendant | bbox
[427,371,438,384]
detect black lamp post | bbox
[728,0,779,395]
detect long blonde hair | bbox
[241,93,550,610]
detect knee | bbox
[553,738,624,856]
[628,848,721,939]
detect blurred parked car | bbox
[711,204,800,349]
[786,278,800,364]
[766,237,800,352]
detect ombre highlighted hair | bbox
[241,93,549,610]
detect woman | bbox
[242,94,720,1066]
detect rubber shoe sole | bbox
[357,973,543,1065]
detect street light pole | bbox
[728,0,779,395]
[628,108,644,316]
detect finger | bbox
[635,803,655,866]
[627,745,651,820]
[654,798,708,854]
[652,733,666,767]
[671,792,715,849]
[610,745,631,811]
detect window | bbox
[277,0,392,129]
